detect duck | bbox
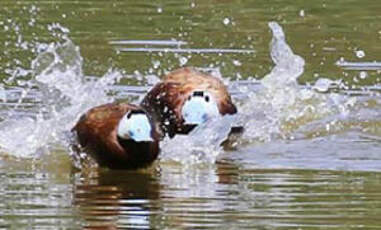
[72,102,161,169]
[141,67,237,137]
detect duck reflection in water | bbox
[73,161,241,230]
[74,169,161,230]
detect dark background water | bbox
[1,0,381,84]
[1,1,381,229]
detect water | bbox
[1,1,381,229]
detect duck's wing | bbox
[141,81,187,136]
[72,103,136,157]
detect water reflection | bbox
[0,160,79,229]
[161,164,381,229]
[1,158,381,229]
[73,163,241,229]
[74,169,160,230]
[72,163,381,229]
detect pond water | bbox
[1,1,381,229]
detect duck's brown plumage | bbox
[72,103,160,169]
[141,67,237,137]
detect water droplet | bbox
[232,60,242,66]
[355,50,365,58]
[146,74,160,85]
[359,71,368,79]
[313,78,335,92]
[223,18,230,25]
[179,56,188,66]
[152,60,160,69]
[299,10,305,17]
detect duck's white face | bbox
[181,91,220,125]
[117,111,153,142]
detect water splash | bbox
[0,84,5,102]
[159,22,368,166]
[0,21,379,172]
[312,78,343,93]
[237,22,357,143]
[159,22,309,164]
[160,115,237,165]
[262,22,305,88]
[0,39,122,158]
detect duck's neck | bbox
[117,136,157,168]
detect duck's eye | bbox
[205,95,210,102]
[193,91,204,97]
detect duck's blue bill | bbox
[182,98,210,125]
[118,114,153,142]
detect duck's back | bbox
[74,103,131,149]
[165,68,225,94]
[73,103,143,168]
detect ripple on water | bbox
[0,171,81,229]
[65,165,381,229]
